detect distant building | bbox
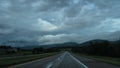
[0,46,18,54]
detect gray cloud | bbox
[0,0,120,45]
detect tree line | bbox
[72,40,120,57]
[1,39,120,57]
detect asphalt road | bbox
[9,52,120,68]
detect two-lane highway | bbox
[9,52,120,68]
[51,52,87,68]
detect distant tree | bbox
[32,47,44,54]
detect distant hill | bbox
[40,42,79,48]
[79,39,110,46]
[1,40,39,47]
[0,39,120,49]
[0,41,79,49]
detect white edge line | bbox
[69,53,88,68]
[9,55,57,68]
[46,52,66,68]
[9,59,41,68]
[46,62,53,68]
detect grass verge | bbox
[77,53,120,66]
[0,52,58,67]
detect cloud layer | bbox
[0,0,120,45]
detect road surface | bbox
[9,52,120,68]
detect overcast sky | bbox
[0,0,120,45]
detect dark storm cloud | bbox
[0,0,120,45]
[38,0,70,11]
[0,23,10,29]
[86,0,120,18]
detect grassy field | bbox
[0,52,58,67]
[77,53,120,66]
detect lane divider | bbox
[46,52,66,68]
[68,53,88,68]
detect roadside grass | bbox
[77,53,120,66]
[0,52,58,67]
[0,51,33,58]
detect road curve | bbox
[9,52,120,68]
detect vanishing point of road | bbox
[9,52,120,68]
